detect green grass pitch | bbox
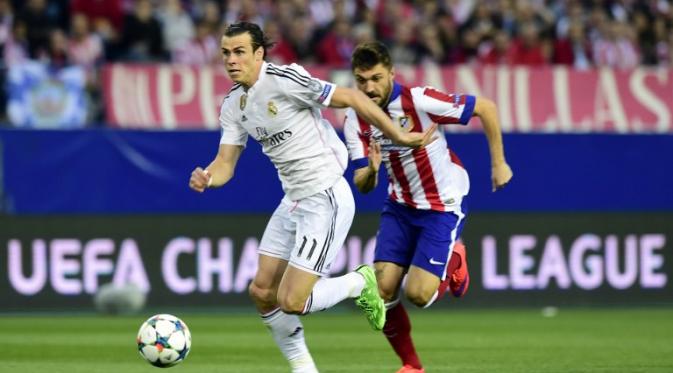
[2,307,672,372]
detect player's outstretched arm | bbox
[353,140,382,194]
[329,87,437,148]
[189,144,244,193]
[473,97,513,191]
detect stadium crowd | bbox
[0,0,671,122]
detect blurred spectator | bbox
[286,13,317,63]
[317,17,355,67]
[120,0,166,62]
[70,0,123,45]
[509,21,549,66]
[593,20,640,70]
[388,19,419,65]
[173,20,219,65]
[159,0,195,55]
[264,19,297,65]
[46,28,70,68]
[479,29,514,65]
[418,24,448,64]
[3,18,27,67]
[0,0,11,53]
[17,0,54,58]
[553,20,592,69]
[225,0,266,26]
[68,13,104,75]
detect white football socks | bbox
[261,308,318,373]
[302,272,365,314]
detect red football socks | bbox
[383,302,422,369]
[436,249,461,300]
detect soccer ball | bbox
[137,314,191,368]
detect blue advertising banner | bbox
[0,129,672,214]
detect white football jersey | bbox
[219,62,348,200]
[344,82,476,212]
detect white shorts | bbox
[258,177,355,276]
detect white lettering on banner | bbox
[163,237,196,294]
[8,239,47,295]
[537,235,571,289]
[233,238,259,293]
[552,66,572,132]
[629,69,671,132]
[570,234,603,289]
[50,239,82,295]
[514,67,532,132]
[640,234,667,287]
[482,234,668,290]
[605,235,637,289]
[594,69,628,132]
[199,67,218,128]
[83,239,114,294]
[482,236,508,289]
[158,66,196,129]
[111,239,150,292]
[495,66,513,132]
[197,238,233,292]
[111,66,156,126]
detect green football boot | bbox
[354,265,386,331]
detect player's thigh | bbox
[258,196,297,261]
[411,209,464,281]
[405,265,441,300]
[288,178,355,276]
[374,261,405,302]
[374,199,418,268]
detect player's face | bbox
[353,63,394,107]
[221,32,264,87]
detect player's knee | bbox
[378,285,398,303]
[277,294,306,315]
[248,282,275,306]
[404,285,435,308]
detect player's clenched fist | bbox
[189,167,211,193]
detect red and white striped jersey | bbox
[344,82,476,212]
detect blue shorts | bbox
[374,198,467,279]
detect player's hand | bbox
[396,123,438,148]
[368,139,382,173]
[492,162,513,192]
[189,167,212,193]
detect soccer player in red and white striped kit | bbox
[344,42,513,373]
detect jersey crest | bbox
[398,115,413,132]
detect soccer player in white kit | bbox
[188,22,436,373]
[344,42,513,373]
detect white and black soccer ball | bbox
[137,314,191,368]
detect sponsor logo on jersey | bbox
[256,129,293,148]
[267,101,278,117]
[255,127,269,138]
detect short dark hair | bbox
[351,41,392,71]
[224,21,275,59]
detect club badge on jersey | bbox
[240,94,247,110]
[267,101,278,117]
[398,115,413,132]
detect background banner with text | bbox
[2,213,671,312]
[102,65,673,133]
